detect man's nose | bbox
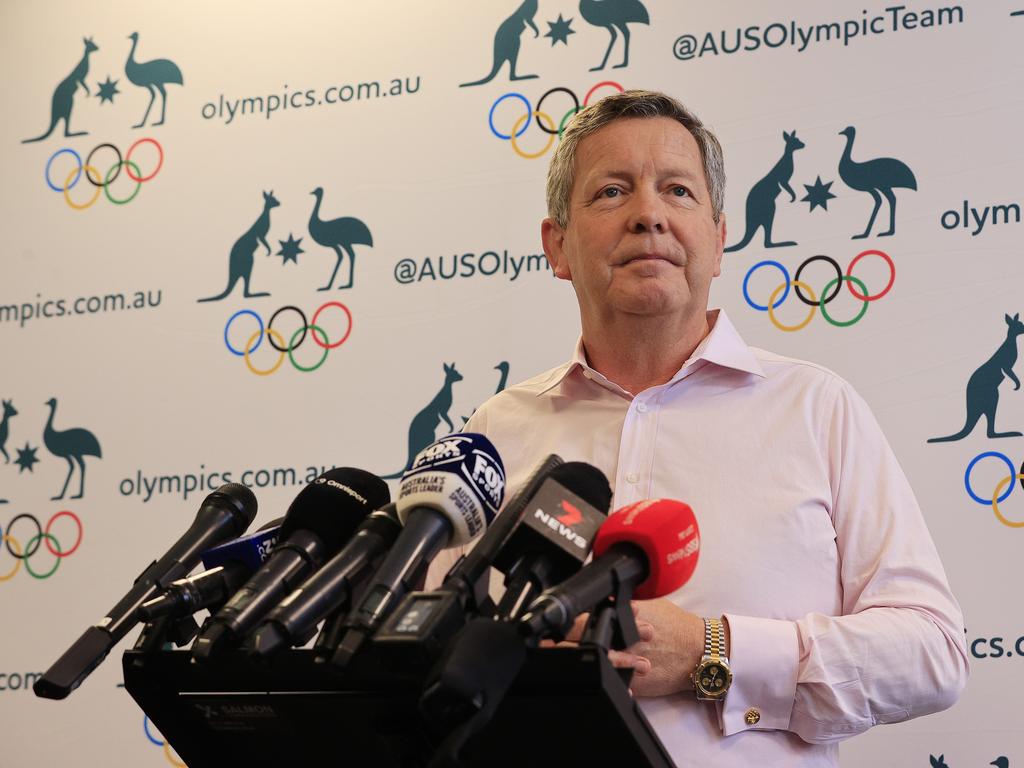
[628,189,666,234]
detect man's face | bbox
[542,117,726,325]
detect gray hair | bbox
[545,89,725,229]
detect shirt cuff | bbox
[718,614,800,736]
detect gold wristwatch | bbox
[692,617,732,701]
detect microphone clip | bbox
[580,577,640,653]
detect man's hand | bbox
[560,600,713,698]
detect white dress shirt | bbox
[426,309,968,768]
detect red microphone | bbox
[518,498,699,640]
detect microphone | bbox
[492,461,611,619]
[248,503,403,659]
[371,459,608,668]
[518,498,700,641]
[191,468,389,662]
[329,433,505,667]
[33,484,258,700]
[138,519,283,621]
[437,454,564,613]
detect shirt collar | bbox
[535,308,765,397]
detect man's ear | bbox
[712,213,726,278]
[541,217,572,281]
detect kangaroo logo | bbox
[580,0,650,71]
[460,0,651,86]
[725,130,805,253]
[929,314,1024,443]
[308,187,374,290]
[461,0,540,87]
[838,126,917,239]
[931,756,1010,768]
[0,400,16,467]
[198,191,280,303]
[22,37,98,143]
[125,32,183,128]
[42,398,102,500]
[0,399,16,504]
[383,363,465,479]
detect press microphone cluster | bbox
[36,425,703,768]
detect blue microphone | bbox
[138,520,282,621]
[330,433,505,666]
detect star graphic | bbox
[14,442,39,474]
[276,234,304,265]
[96,76,120,105]
[545,14,575,46]
[801,176,837,212]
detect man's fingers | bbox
[608,650,651,675]
[637,620,654,642]
[562,613,590,643]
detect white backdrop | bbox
[2,1,1021,766]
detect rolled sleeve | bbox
[720,614,800,735]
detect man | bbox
[428,90,967,766]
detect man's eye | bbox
[672,186,690,197]
[601,187,620,198]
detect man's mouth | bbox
[621,253,678,266]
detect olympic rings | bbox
[288,325,330,372]
[992,474,1024,528]
[0,510,83,582]
[535,87,578,134]
[45,148,82,192]
[510,110,556,160]
[767,280,816,332]
[44,138,164,208]
[963,451,1024,529]
[489,93,531,140]
[126,137,164,182]
[489,81,625,159]
[743,260,789,311]
[793,255,842,306]
[819,275,869,328]
[245,328,287,376]
[845,249,896,301]
[311,301,353,348]
[24,534,61,579]
[85,143,122,186]
[268,306,307,352]
[143,715,187,767]
[64,165,102,210]
[104,160,143,205]
[223,301,353,375]
[224,310,264,356]
[742,249,896,331]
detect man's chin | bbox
[608,286,690,318]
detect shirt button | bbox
[744,708,761,726]
[636,402,648,413]
[626,472,639,484]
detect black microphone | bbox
[248,503,402,659]
[372,456,599,667]
[33,484,258,700]
[138,519,283,621]
[191,468,389,662]
[419,617,528,745]
[438,453,563,613]
[328,433,505,667]
[491,461,611,620]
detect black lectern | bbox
[122,647,676,768]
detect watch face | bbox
[696,661,731,697]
